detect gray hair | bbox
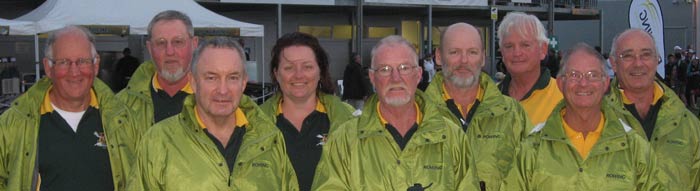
[44,25,97,66]
[557,43,607,77]
[190,36,247,75]
[370,35,418,68]
[609,28,656,58]
[497,12,549,47]
[147,10,194,40]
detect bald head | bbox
[610,28,656,57]
[441,22,483,50]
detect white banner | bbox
[365,0,487,6]
[220,0,334,5]
[629,0,665,78]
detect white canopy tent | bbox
[0,18,36,35]
[15,0,264,36]
[13,0,266,89]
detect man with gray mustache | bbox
[424,22,531,191]
[116,10,199,135]
[312,35,477,190]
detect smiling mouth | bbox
[291,82,307,86]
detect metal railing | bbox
[494,0,598,9]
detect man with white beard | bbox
[312,35,478,190]
[423,22,530,191]
[117,10,199,134]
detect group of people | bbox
[0,9,697,191]
[665,46,700,110]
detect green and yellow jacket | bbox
[606,78,700,191]
[424,72,531,191]
[311,91,478,190]
[115,60,157,136]
[0,78,137,191]
[501,101,666,191]
[127,95,298,191]
[259,92,356,135]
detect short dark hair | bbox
[269,32,335,94]
[191,36,246,75]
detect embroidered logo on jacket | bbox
[316,134,328,146]
[94,131,107,148]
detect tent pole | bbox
[34,33,39,82]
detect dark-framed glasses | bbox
[563,70,605,82]
[49,57,95,70]
[369,64,418,77]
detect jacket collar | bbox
[426,72,518,120]
[606,78,684,138]
[498,67,552,100]
[357,91,448,145]
[537,100,632,143]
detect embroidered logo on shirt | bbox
[316,134,328,146]
[94,131,107,148]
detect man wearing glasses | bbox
[501,43,665,190]
[606,29,700,191]
[0,26,136,190]
[312,35,477,190]
[496,12,563,127]
[424,22,530,191]
[117,10,199,133]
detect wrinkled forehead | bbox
[373,44,417,67]
[616,32,655,53]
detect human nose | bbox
[165,42,176,55]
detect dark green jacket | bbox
[311,91,478,190]
[501,101,666,191]
[424,72,531,190]
[127,95,298,190]
[115,60,157,136]
[0,78,137,191]
[606,78,700,191]
[260,92,356,135]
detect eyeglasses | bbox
[49,57,95,70]
[151,36,189,50]
[618,51,659,62]
[369,64,418,77]
[563,70,605,82]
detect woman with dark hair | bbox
[259,32,356,191]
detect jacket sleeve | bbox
[632,135,667,191]
[311,125,352,190]
[0,116,7,190]
[499,137,536,191]
[126,132,164,191]
[692,139,700,191]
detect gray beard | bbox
[159,68,186,83]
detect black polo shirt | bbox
[38,90,113,191]
[378,102,422,150]
[620,83,665,139]
[441,83,483,132]
[276,100,330,191]
[197,108,247,173]
[151,74,192,123]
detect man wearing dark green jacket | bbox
[425,22,531,191]
[501,43,665,191]
[312,35,477,190]
[0,26,136,191]
[606,29,700,191]
[128,37,297,190]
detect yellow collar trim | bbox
[377,101,422,126]
[276,97,326,115]
[41,86,99,114]
[441,82,483,115]
[195,107,248,129]
[152,73,193,94]
[620,82,663,105]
